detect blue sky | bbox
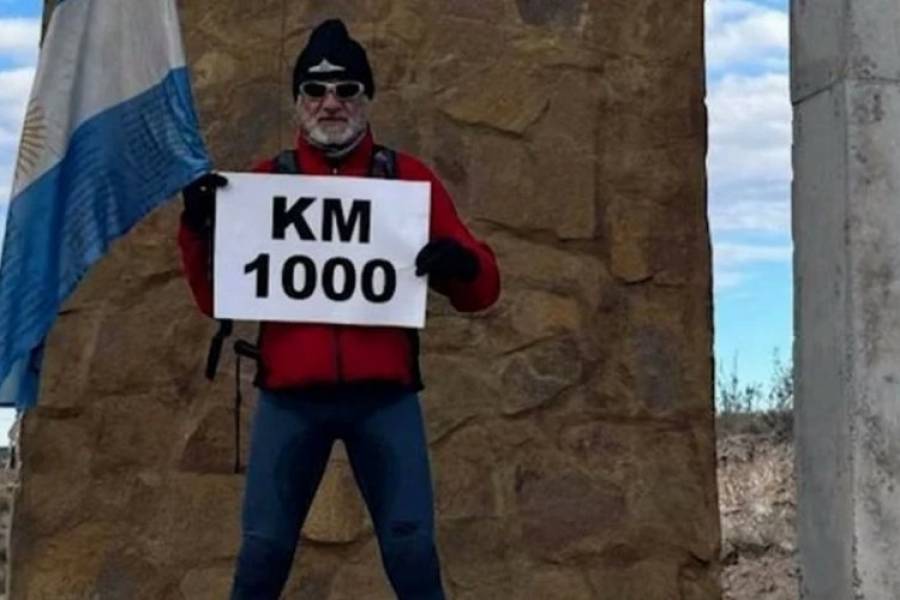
[0,0,792,432]
[706,0,792,387]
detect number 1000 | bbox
[244,254,397,303]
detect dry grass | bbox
[717,412,798,600]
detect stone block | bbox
[303,446,370,544]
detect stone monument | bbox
[9,1,718,598]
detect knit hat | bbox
[292,19,375,100]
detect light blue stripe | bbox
[0,66,211,408]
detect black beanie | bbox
[292,19,375,100]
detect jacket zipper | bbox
[331,164,343,383]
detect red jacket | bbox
[178,130,500,390]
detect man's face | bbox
[296,80,369,147]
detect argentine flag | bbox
[0,0,211,409]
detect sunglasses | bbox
[299,80,365,100]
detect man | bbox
[178,19,500,600]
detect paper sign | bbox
[213,172,431,328]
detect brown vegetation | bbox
[718,412,797,600]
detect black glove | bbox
[415,238,479,282]
[182,173,228,231]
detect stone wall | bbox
[11,1,717,598]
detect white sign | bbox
[213,172,431,328]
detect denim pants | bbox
[230,387,446,600]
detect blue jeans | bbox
[230,387,446,600]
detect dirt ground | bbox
[718,413,798,599]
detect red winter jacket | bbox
[178,130,500,390]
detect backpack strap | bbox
[368,145,424,391]
[370,145,397,179]
[273,150,300,175]
[205,319,233,380]
[225,149,301,474]
[274,146,395,177]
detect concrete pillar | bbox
[793,1,900,598]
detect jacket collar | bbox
[294,128,375,176]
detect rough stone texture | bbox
[793,1,900,598]
[10,1,716,598]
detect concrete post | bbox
[793,1,900,598]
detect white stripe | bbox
[12,0,187,195]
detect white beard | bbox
[299,103,369,150]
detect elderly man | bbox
[178,19,500,600]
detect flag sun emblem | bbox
[14,99,48,186]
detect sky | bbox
[705,0,792,388]
[0,0,792,432]
[0,2,39,217]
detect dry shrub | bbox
[718,414,798,600]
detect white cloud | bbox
[706,0,788,72]
[0,18,40,65]
[708,72,791,186]
[715,242,792,266]
[705,1,793,294]
[705,0,792,243]
[0,68,34,100]
[713,242,792,292]
[710,197,790,234]
[0,17,39,265]
[0,67,34,102]
[0,68,34,183]
[713,269,747,292]
[707,70,792,245]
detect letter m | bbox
[322,199,371,243]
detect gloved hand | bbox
[182,173,228,231]
[415,238,479,282]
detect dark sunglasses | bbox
[299,80,365,100]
